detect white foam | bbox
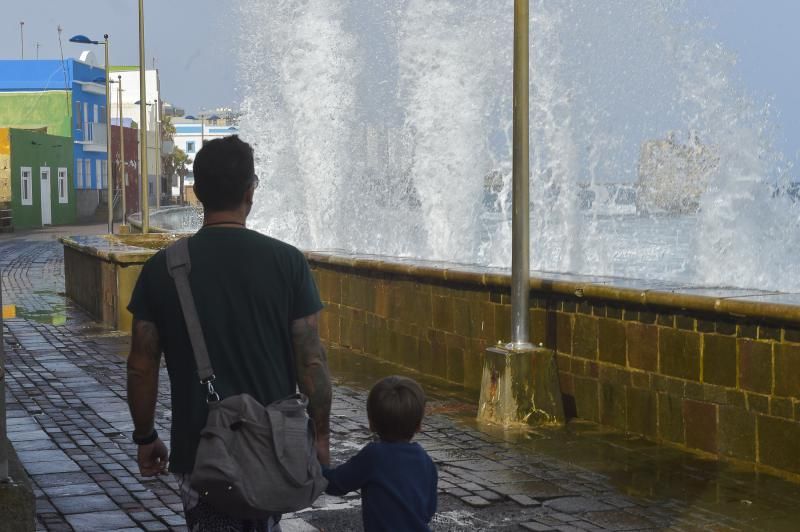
[235,0,799,291]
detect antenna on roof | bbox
[57,25,70,113]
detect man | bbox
[126,135,331,531]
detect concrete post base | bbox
[478,345,565,426]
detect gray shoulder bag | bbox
[166,237,327,518]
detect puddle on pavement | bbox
[328,348,800,530]
[14,291,67,325]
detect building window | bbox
[186,141,196,154]
[85,159,92,188]
[96,160,104,190]
[83,103,89,140]
[76,158,83,188]
[58,168,68,203]
[74,101,82,129]
[21,167,33,206]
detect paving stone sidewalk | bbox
[2,228,800,531]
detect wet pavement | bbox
[2,225,800,531]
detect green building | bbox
[0,128,76,229]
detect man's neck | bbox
[203,209,247,228]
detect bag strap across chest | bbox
[166,238,216,388]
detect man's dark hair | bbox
[192,135,255,212]
[367,376,426,442]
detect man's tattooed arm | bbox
[291,311,332,465]
[127,319,162,439]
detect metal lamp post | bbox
[477,0,564,427]
[154,100,161,208]
[71,34,114,234]
[139,0,149,233]
[136,99,161,213]
[510,0,532,350]
[110,77,127,226]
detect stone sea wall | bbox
[60,235,800,478]
[308,252,800,478]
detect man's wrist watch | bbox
[132,429,158,445]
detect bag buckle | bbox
[202,375,220,403]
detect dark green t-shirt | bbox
[127,227,323,473]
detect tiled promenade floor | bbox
[3,226,800,531]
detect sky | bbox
[0,0,237,115]
[0,0,798,159]
[688,0,800,162]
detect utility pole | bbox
[477,0,565,427]
[138,0,149,233]
[154,99,161,208]
[19,22,24,59]
[104,35,113,234]
[36,42,40,60]
[510,0,532,350]
[118,76,126,225]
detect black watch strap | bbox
[132,429,158,445]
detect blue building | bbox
[0,53,110,218]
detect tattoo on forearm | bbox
[127,319,162,437]
[292,313,332,436]
[131,319,161,361]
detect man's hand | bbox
[291,312,332,467]
[315,432,331,467]
[127,319,164,477]
[137,438,169,476]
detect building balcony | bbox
[78,122,108,152]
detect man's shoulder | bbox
[249,232,309,269]
[256,232,304,256]
[140,247,168,275]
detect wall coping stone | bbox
[307,251,800,326]
[59,236,800,326]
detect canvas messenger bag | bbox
[166,237,327,518]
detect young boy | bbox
[323,375,438,531]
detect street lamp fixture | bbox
[71,33,113,234]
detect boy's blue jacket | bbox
[323,440,438,532]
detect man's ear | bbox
[246,184,256,203]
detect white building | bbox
[172,118,239,191]
[107,67,163,204]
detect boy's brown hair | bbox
[367,376,426,442]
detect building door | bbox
[40,167,52,225]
